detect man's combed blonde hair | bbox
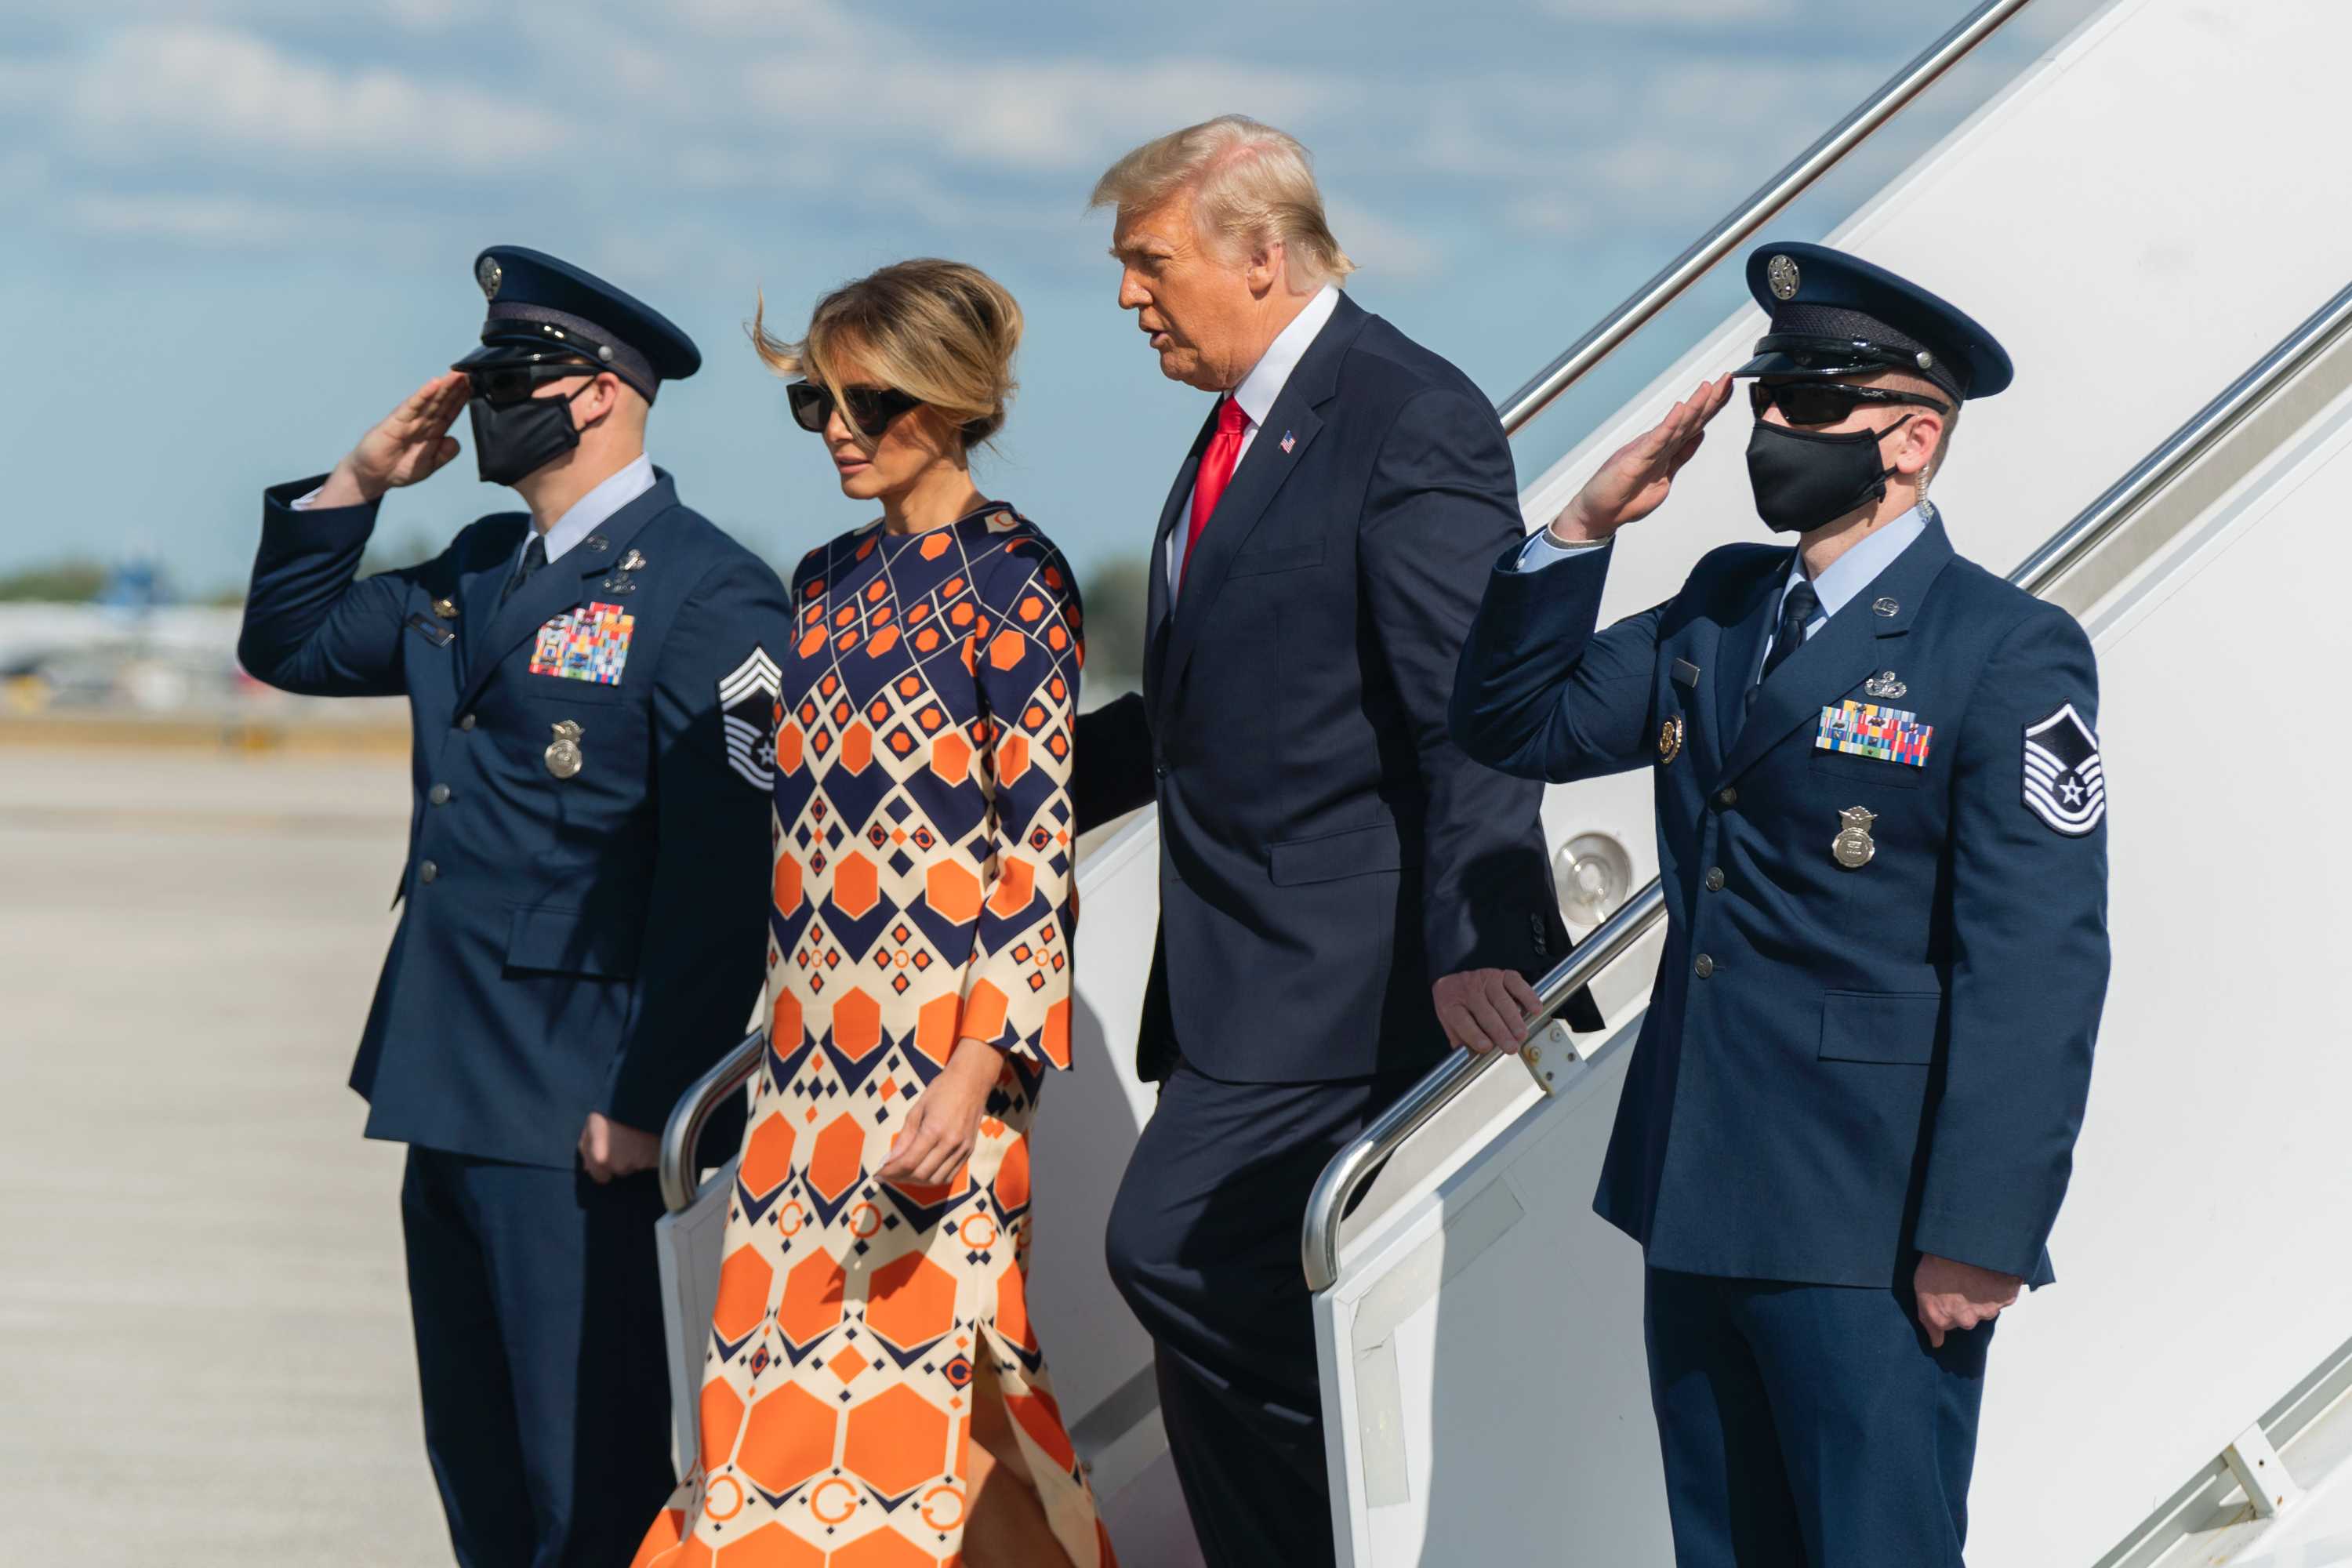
[1090,114,1356,285]
[751,259,1022,450]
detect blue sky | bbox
[0,0,2096,595]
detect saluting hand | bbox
[1548,374,1736,544]
[1913,1253,2023,1348]
[312,371,471,508]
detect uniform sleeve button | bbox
[1715,787,1738,810]
[427,784,451,806]
[1704,867,1726,892]
[1693,954,1715,978]
[458,713,477,731]
[419,860,439,884]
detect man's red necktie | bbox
[1181,395,1251,586]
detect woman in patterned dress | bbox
[633,261,1112,1568]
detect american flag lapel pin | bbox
[1279,430,1296,454]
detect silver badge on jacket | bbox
[546,720,584,779]
[1832,806,1876,869]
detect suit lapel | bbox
[454,474,677,715]
[1153,294,1367,726]
[1713,518,1956,789]
[455,521,527,688]
[1711,561,1785,767]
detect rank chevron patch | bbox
[718,646,782,790]
[2023,702,2105,837]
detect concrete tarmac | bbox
[2,747,449,1565]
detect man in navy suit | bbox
[1450,242,2111,1566]
[1075,116,1596,1567]
[239,247,789,1567]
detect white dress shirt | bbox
[1167,283,1343,594]
[1515,502,1934,683]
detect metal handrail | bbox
[1495,0,2035,437]
[1303,271,2352,1293]
[1301,883,1664,1291]
[2010,278,2352,596]
[659,1029,768,1214]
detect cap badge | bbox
[1766,254,1800,301]
[477,256,503,299]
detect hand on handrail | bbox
[1433,968,1544,1053]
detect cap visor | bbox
[1733,348,1893,380]
[452,341,540,371]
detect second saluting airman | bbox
[1450,242,2111,1567]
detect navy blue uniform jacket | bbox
[1075,293,1597,1083]
[1450,517,2107,1287]
[240,472,790,1167]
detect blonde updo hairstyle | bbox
[752,259,1022,452]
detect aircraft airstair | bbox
[659,0,2352,1559]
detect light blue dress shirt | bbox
[1515,503,1933,684]
[528,452,657,567]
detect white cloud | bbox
[62,24,576,173]
[734,53,1350,174]
[1326,197,1446,284]
[65,190,308,243]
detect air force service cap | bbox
[1733,241,2011,402]
[455,245,702,403]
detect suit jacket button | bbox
[458,713,477,731]
[1715,787,1738,809]
[419,860,439,884]
[1154,762,1168,779]
[1704,867,1726,891]
[428,784,451,806]
[1693,953,1715,978]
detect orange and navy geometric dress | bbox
[633,501,1114,1567]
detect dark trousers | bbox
[400,1145,673,1568]
[1105,1058,1421,1568]
[1643,1265,1993,1568]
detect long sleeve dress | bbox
[633,502,1113,1567]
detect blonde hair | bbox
[1090,114,1356,285]
[751,259,1022,450]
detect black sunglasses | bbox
[462,361,599,405]
[788,379,924,436]
[1749,381,1951,426]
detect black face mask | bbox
[1744,412,1915,535]
[469,385,590,487]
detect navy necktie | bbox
[1759,579,1820,688]
[503,533,547,604]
